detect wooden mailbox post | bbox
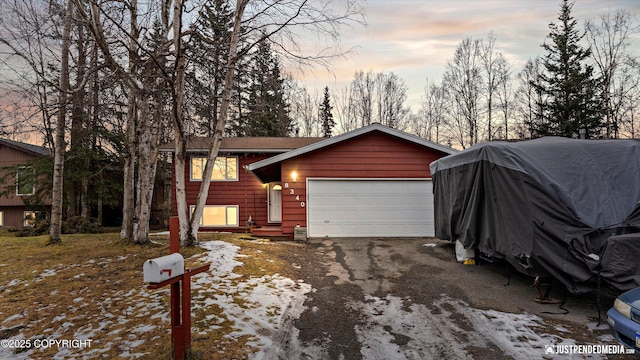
[144,216,209,360]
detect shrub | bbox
[61,216,102,234]
[14,218,50,237]
[14,216,104,237]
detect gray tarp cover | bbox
[430,137,640,294]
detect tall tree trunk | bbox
[133,96,160,244]
[174,145,189,242]
[119,0,139,240]
[49,0,73,244]
[120,94,136,239]
[97,174,103,225]
[188,0,248,243]
[71,13,88,219]
[170,0,192,245]
[81,175,89,218]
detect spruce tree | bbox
[186,0,234,137]
[319,86,335,137]
[534,0,603,138]
[240,41,293,137]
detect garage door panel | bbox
[307,179,434,237]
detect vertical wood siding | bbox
[172,153,271,231]
[2,207,26,227]
[0,145,48,227]
[0,145,39,206]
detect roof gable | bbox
[0,138,50,156]
[246,123,456,175]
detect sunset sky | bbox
[294,0,640,109]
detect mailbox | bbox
[143,253,185,283]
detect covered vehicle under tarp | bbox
[429,137,640,294]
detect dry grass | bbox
[0,230,304,359]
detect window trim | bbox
[190,205,239,227]
[190,156,238,182]
[16,166,35,196]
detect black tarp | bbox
[429,137,640,294]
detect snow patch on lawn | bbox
[191,241,312,359]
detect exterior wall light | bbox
[291,171,298,182]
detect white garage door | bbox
[307,179,434,237]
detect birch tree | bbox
[73,0,362,244]
[334,86,357,133]
[480,32,507,141]
[349,70,375,127]
[181,0,248,245]
[585,9,640,138]
[419,78,448,143]
[514,58,545,139]
[75,0,173,244]
[494,56,512,140]
[289,84,320,137]
[0,0,99,242]
[177,0,364,245]
[376,72,409,130]
[443,37,483,147]
[48,0,73,244]
[0,0,60,144]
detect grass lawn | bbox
[0,230,305,359]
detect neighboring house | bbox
[163,123,456,239]
[0,138,51,227]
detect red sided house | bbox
[0,138,51,228]
[167,124,456,239]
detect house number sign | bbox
[284,182,305,207]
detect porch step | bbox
[250,226,284,237]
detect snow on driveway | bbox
[351,294,612,359]
[192,240,612,359]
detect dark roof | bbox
[159,137,325,153]
[0,138,50,156]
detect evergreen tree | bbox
[235,40,292,137]
[533,0,603,138]
[186,0,234,136]
[319,86,335,137]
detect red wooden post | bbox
[169,216,180,254]
[180,264,209,355]
[182,264,209,352]
[168,215,183,359]
[147,217,209,360]
[182,272,191,354]
[171,282,183,360]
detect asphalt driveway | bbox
[284,237,622,359]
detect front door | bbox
[268,182,282,223]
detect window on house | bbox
[16,166,35,196]
[24,211,38,227]
[0,211,4,227]
[191,157,238,181]
[190,205,239,227]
